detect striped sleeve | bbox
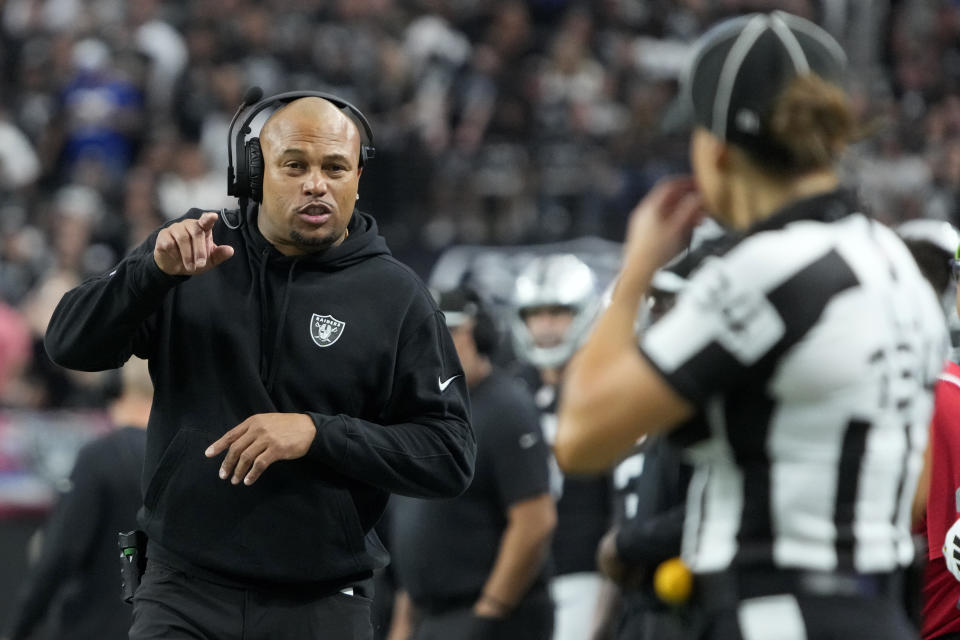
[640,242,858,406]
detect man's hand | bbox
[155,211,234,275]
[472,595,508,619]
[597,527,628,583]
[596,527,647,589]
[205,413,317,485]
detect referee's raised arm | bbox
[556,177,700,473]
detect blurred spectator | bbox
[0,302,33,408]
[119,167,164,250]
[156,139,234,220]
[0,110,40,195]
[16,186,118,409]
[52,38,145,187]
[2,357,151,640]
[129,0,188,113]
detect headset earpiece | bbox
[245,138,264,203]
[472,308,499,357]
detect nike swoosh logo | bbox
[438,375,461,392]
[519,433,539,449]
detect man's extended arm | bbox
[473,493,556,617]
[44,232,177,370]
[45,211,229,370]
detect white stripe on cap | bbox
[770,13,809,72]
[773,10,848,68]
[443,310,473,327]
[712,15,770,140]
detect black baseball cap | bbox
[663,11,847,156]
[434,287,480,328]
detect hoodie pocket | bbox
[142,428,372,582]
[143,428,196,511]
[237,471,370,580]
[140,429,247,568]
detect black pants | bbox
[615,608,685,640]
[411,591,553,640]
[690,594,917,640]
[129,559,373,640]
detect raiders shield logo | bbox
[310,314,345,348]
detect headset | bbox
[471,299,499,358]
[223,87,376,228]
[436,284,501,357]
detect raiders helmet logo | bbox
[310,314,346,348]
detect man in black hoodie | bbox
[44,95,476,640]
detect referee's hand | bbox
[205,413,317,486]
[624,176,705,272]
[154,211,234,276]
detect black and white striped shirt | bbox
[640,191,948,575]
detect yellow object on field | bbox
[654,556,693,605]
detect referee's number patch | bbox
[694,266,785,366]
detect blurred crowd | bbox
[0,0,956,410]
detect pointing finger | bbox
[198,211,220,231]
[169,224,196,271]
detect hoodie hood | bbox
[242,206,391,269]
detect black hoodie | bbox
[45,208,475,587]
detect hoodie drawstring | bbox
[258,249,270,382]
[265,260,297,393]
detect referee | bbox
[556,11,947,640]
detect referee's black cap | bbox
[662,11,847,151]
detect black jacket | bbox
[7,426,146,640]
[44,209,475,587]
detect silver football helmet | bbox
[897,219,960,257]
[510,254,600,369]
[897,218,960,361]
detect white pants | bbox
[550,572,604,640]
